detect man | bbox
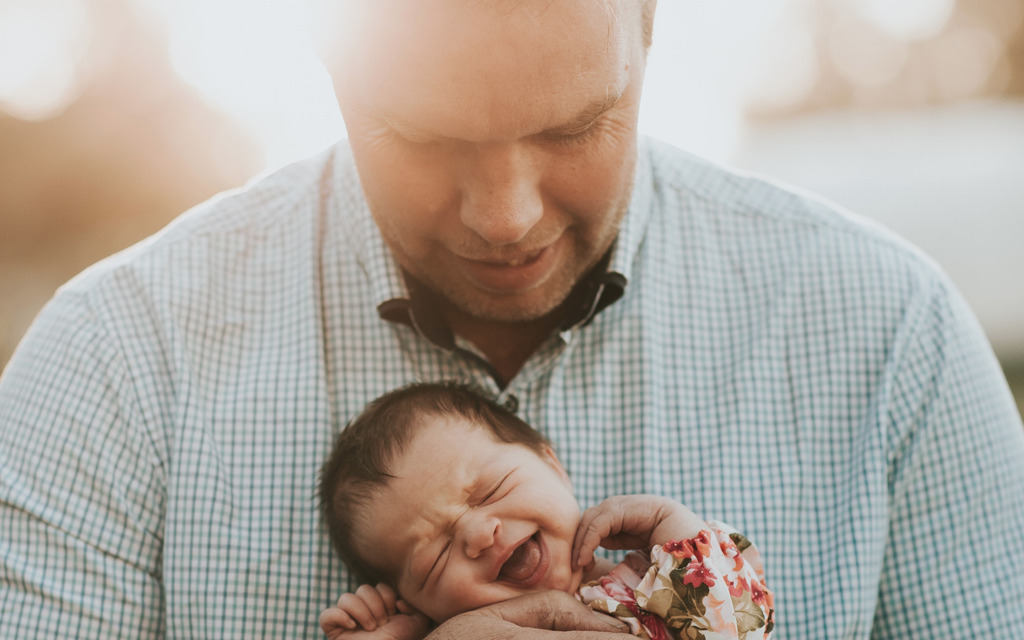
[1,0,1022,638]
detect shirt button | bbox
[502,395,519,413]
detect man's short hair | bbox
[318,382,551,584]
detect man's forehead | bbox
[333,0,637,76]
[334,0,639,142]
[315,0,646,74]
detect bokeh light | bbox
[853,0,956,41]
[132,0,344,169]
[0,0,91,120]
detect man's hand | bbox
[572,495,706,570]
[426,591,634,640]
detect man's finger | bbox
[481,591,631,633]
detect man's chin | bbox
[431,279,575,325]
[453,293,567,325]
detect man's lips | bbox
[465,248,546,267]
[456,245,557,293]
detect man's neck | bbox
[443,305,563,385]
[403,249,616,384]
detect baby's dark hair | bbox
[318,381,551,585]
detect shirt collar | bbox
[560,139,655,330]
[331,143,411,308]
[608,136,653,286]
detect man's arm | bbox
[0,289,166,637]
[426,591,634,640]
[872,279,1024,637]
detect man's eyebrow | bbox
[543,88,626,136]
[372,111,438,141]
[373,87,627,140]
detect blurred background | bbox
[0,0,1021,416]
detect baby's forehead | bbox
[359,422,512,518]
[401,412,511,458]
[357,412,547,525]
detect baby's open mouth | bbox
[498,532,545,584]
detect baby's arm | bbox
[572,495,705,570]
[575,497,775,639]
[320,583,430,640]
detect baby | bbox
[319,383,774,640]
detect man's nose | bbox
[461,511,501,560]
[459,144,544,246]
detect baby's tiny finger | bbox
[376,582,399,613]
[321,605,357,631]
[337,592,378,631]
[354,584,388,622]
[395,599,416,615]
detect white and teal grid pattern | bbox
[2,137,1023,638]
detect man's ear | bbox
[541,445,571,485]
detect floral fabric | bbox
[579,522,774,640]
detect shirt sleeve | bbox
[579,522,775,640]
[871,278,1024,637]
[0,287,167,637]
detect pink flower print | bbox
[728,574,750,599]
[663,539,689,560]
[683,559,717,589]
[664,530,713,563]
[729,551,746,574]
[596,576,637,607]
[637,610,671,640]
[704,592,739,636]
[692,530,712,561]
[717,538,746,574]
[750,578,772,609]
[719,535,738,556]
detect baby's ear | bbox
[541,445,571,484]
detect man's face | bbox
[355,416,583,622]
[333,0,647,323]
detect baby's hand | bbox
[320,583,430,640]
[572,495,706,570]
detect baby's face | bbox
[354,415,583,622]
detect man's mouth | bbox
[496,532,549,587]
[470,248,545,268]
[458,246,557,293]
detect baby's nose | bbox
[463,513,501,560]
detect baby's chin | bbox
[421,556,587,621]
[425,572,581,623]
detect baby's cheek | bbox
[440,580,509,620]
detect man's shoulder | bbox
[64,143,358,295]
[19,142,366,382]
[641,136,945,286]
